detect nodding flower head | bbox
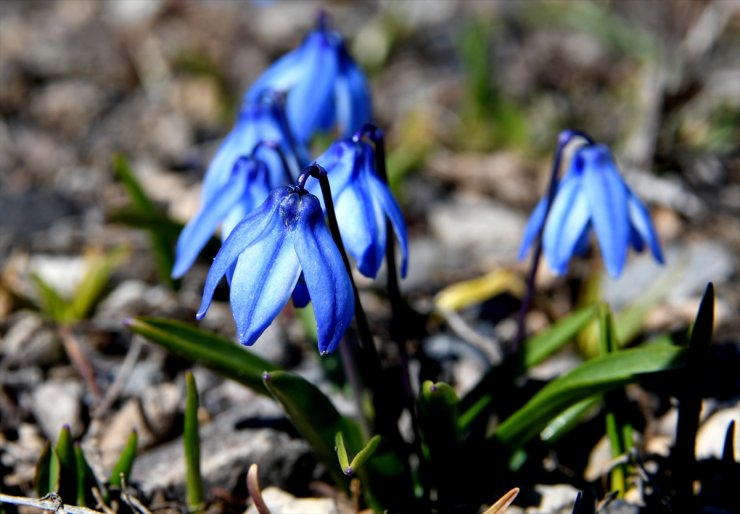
[202,92,308,204]
[246,13,371,143]
[196,185,354,354]
[313,137,408,279]
[519,140,664,278]
[172,155,272,279]
[172,94,309,279]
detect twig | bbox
[90,488,115,514]
[120,474,154,514]
[58,325,101,400]
[0,493,103,514]
[94,336,144,417]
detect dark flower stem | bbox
[512,129,593,355]
[299,165,404,446]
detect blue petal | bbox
[334,179,385,278]
[196,187,289,319]
[367,171,409,277]
[314,140,365,196]
[627,191,664,264]
[172,161,250,279]
[293,193,354,354]
[629,223,645,252]
[246,46,305,104]
[573,222,592,257]
[201,123,249,202]
[580,145,629,278]
[335,47,372,138]
[518,196,549,261]
[229,225,301,346]
[542,174,590,275]
[285,32,338,142]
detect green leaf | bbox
[75,443,99,507]
[185,371,204,510]
[492,344,687,450]
[55,425,78,503]
[335,432,381,476]
[540,396,601,444]
[263,371,349,489]
[31,273,71,324]
[128,317,279,396]
[417,381,462,505]
[108,430,137,489]
[35,442,60,497]
[111,154,179,289]
[522,305,599,370]
[69,247,128,321]
[599,307,632,497]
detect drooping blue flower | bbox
[196,186,354,354]
[172,155,271,279]
[519,143,664,278]
[246,14,372,143]
[312,138,409,279]
[202,93,307,203]
[171,93,307,279]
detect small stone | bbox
[696,402,740,461]
[529,484,580,514]
[29,380,84,439]
[245,487,339,514]
[1,311,63,367]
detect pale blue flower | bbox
[519,143,664,278]
[313,138,408,278]
[196,186,354,354]
[246,14,371,143]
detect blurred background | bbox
[0,0,739,508]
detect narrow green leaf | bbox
[417,381,462,505]
[69,248,128,321]
[128,317,279,395]
[109,430,137,489]
[349,435,382,474]
[674,283,714,505]
[335,432,351,475]
[599,307,631,497]
[55,425,78,503]
[111,154,157,215]
[522,305,599,370]
[185,371,204,510]
[540,396,601,444]
[35,442,60,497]
[30,273,70,324]
[74,443,99,507]
[111,154,179,289]
[106,207,184,240]
[492,344,687,449]
[263,371,348,489]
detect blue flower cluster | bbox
[173,14,404,354]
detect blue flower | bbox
[519,143,664,278]
[172,155,271,279]
[172,93,307,278]
[246,14,372,143]
[196,186,354,354]
[313,138,409,279]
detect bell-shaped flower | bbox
[519,143,664,278]
[202,92,307,205]
[312,138,408,279]
[246,14,371,143]
[172,94,307,279]
[196,186,354,354]
[172,155,271,279]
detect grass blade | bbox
[185,371,204,510]
[108,430,137,489]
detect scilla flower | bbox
[246,13,371,143]
[172,155,271,279]
[196,185,354,354]
[172,94,306,278]
[202,92,307,206]
[519,142,664,278]
[313,137,408,279]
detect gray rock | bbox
[131,405,314,496]
[245,487,339,514]
[29,380,84,439]
[1,311,63,367]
